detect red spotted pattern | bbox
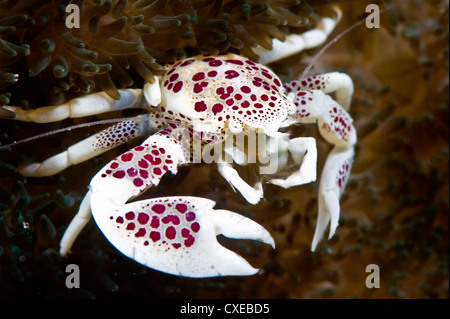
[100,133,179,192]
[93,120,140,151]
[109,198,201,250]
[284,75,328,93]
[328,106,353,142]
[337,159,353,195]
[161,53,292,129]
[285,75,353,142]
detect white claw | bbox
[211,208,275,249]
[90,195,274,277]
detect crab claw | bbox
[61,127,273,277]
[91,195,275,277]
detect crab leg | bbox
[255,6,342,64]
[312,145,354,251]
[285,72,354,110]
[217,161,264,205]
[60,190,92,256]
[285,73,356,251]
[19,116,152,177]
[2,88,149,122]
[269,137,318,188]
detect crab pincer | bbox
[85,129,274,277]
[92,196,274,277]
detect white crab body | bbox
[158,55,293,134]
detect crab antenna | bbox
[0,116,148,151]
[299,3,394,82]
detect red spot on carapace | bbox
[121,153,133,162]
[138,159,149,169]
[125,211,135,220]
[184,236,195,247]
[241,86,251,94]
[150,231,161,242]
[185,211,196,222]
[116,216,124,224]
[175,203,187,213]
[209,60,222,67]
[162,215,181,225]
[133,177,144,187]
[191,222,200,233]
[169,73,179,82]
[112,170,125,179]
[225,70,239,79]
[192,72,205,81]
[212,103,224,115]
[110,162,119,169]
[181,228,191,237]
[173,81,183,93]
[139,169,149,179]
[144,154,162,166]
[150,216,160,228]
[127,167,138,177]
[135,228,146,237]
[179,59,194,67]
[194,101,207,112]
[225,59,244,65]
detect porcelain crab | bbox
[3,11,356,278]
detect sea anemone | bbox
[0,0,317,106]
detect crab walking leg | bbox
[311,145,354,251]
[255,7,342,64]
[93,196,274,277]
[217,161,264,205]
[60,190,92,256]
[270,137,317,188]
[311,94,356,250]
[2,87,152,122]
[19,117,152,177]
[287,79,357,250]
[285,72,354,111]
